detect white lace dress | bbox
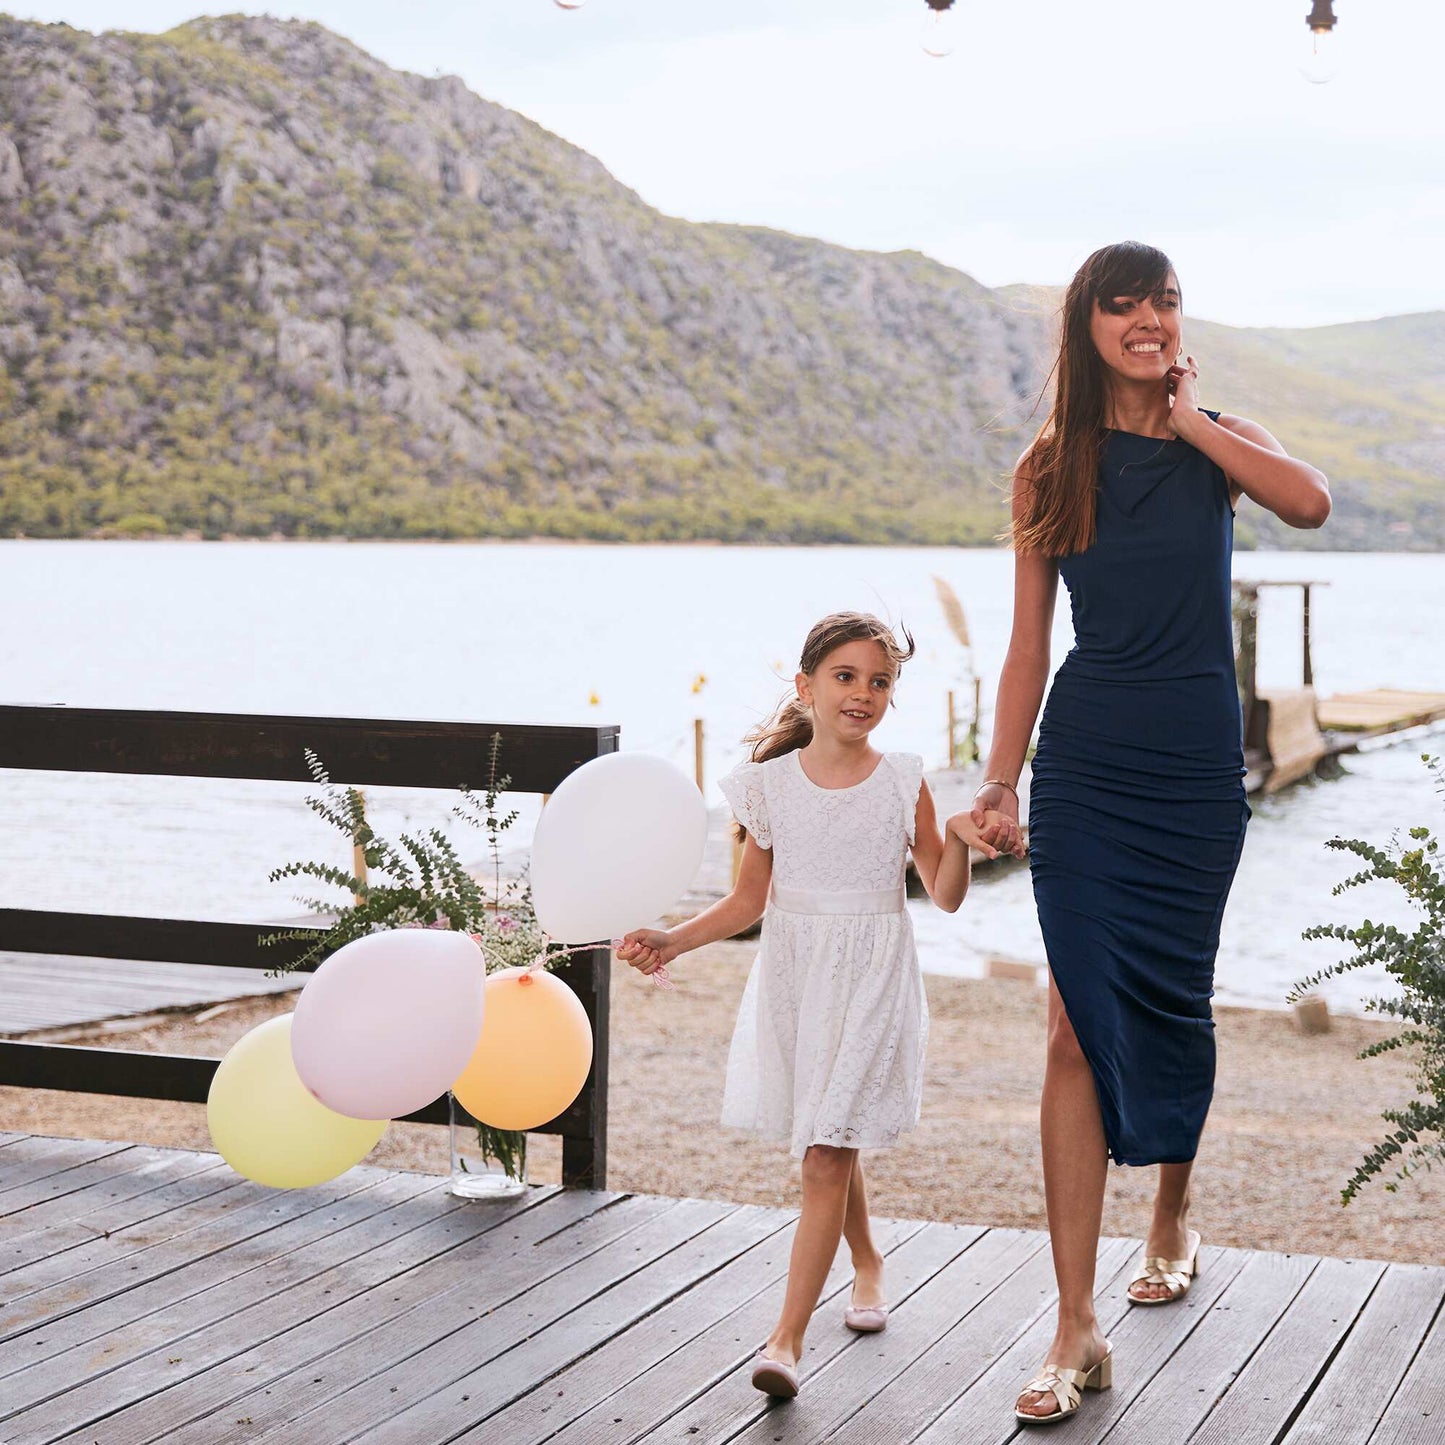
[718,749,929,1157]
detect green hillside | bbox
[0,14,1438,549]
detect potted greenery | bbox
[267,735,545,1198]
[1291,752,1445,1204]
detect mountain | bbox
[0,14,1439,549]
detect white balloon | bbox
[531,753,708,944]
[291,928,486,1120]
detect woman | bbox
[972,241,1330,1426]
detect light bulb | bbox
[554,0,588,10]
[1300,24,1339,84]
[920,3,959,59]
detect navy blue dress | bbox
[1028,418,1250,1166]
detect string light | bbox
[1301,0,1340,84]
[921,0,959,59]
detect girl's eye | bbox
[872,678,891,690]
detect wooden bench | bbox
[0,705,618,1187]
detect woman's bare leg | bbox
[763,1144,856,1367]
[1016,975,1112,1418]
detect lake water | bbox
[2,540,1443,1013]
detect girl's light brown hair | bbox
[733,612,915,842]
[1012,241,1177,558]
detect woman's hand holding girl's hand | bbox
[964,791,1026,859]
[948,811,1000,860]
[616,929,677,975]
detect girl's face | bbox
[1088,271,1182,386]
[797,638,897,742]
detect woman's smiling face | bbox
[1089,272,1182,384]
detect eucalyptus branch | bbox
[1293,753,1445,1203]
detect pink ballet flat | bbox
[750,1349,800,1397]
[844,1287,890,1333]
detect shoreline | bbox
[6,943,1439,1266]
[0,536,1431,556]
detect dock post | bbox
[693,717,705,792]
[947,690,957,769]
[1302,583,1314,687]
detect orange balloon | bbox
[453,967,594,1130]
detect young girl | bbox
[618,611,1019,1399]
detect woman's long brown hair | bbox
[733,612,916,841]
[1012,241,1177,558]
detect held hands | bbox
[616,929,679,976]
[966,785,1027,859]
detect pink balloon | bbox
[291,928,486,1120]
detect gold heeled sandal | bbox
[1014,1349,1113,1425]
[1127,1228,1202,1305]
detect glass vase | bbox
[447,1092,527,1199]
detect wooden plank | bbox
[724,1226,1046,1445]
[1105,1249,1318,1444]
[0,1040,591,1135]
[1188,1257,1385,1445]
[0,1136,134,1201]
[0,912,324,972]
[555,1215,924,1445]
[1281,1263,1445,1444]
[73,1187,611,1445]
[908,1237,1184,1443]
[0,706,619,793]
[620,1219,968,1445]
[0,1143,213,1223]
[474,1204,804,1444]
[0,1153,234,1277]
[243,1197,745,1445]
[158,1190,693,1445]
[2,1173,453,1444]
[0,1167,381,1349]
[462,1208,953,1445]
[1367,1288,1445,1444]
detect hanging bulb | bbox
[554,0,588,10]
[920,0,959,59]
[1299,1,1339,84]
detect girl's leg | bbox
[842,1151,886,1308]
[1129,1161,1196,1301]
[764,1144,856,1367]
[1017,975,1112,1419]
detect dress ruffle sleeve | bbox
[718,760,771,849]
[887,752,926,845]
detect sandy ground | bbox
[3,943,1441,1266]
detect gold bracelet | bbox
[976,777,1018,801]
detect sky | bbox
[9,0,1443,329]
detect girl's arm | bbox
[911,781,963,912]
[971,465,1060,835]
[617,835,773,973]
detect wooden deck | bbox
[0,953,300,1038]
[2,1134,1442,1444]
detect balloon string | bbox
[467,929,674,990]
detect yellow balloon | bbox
[453,967,593,1130]
[207,1015,386,1188]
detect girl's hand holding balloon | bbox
[616,929,678,975]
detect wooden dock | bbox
[0,953,299,1038]
[1318,688,1445,737]
[2,1131,1441,1444]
